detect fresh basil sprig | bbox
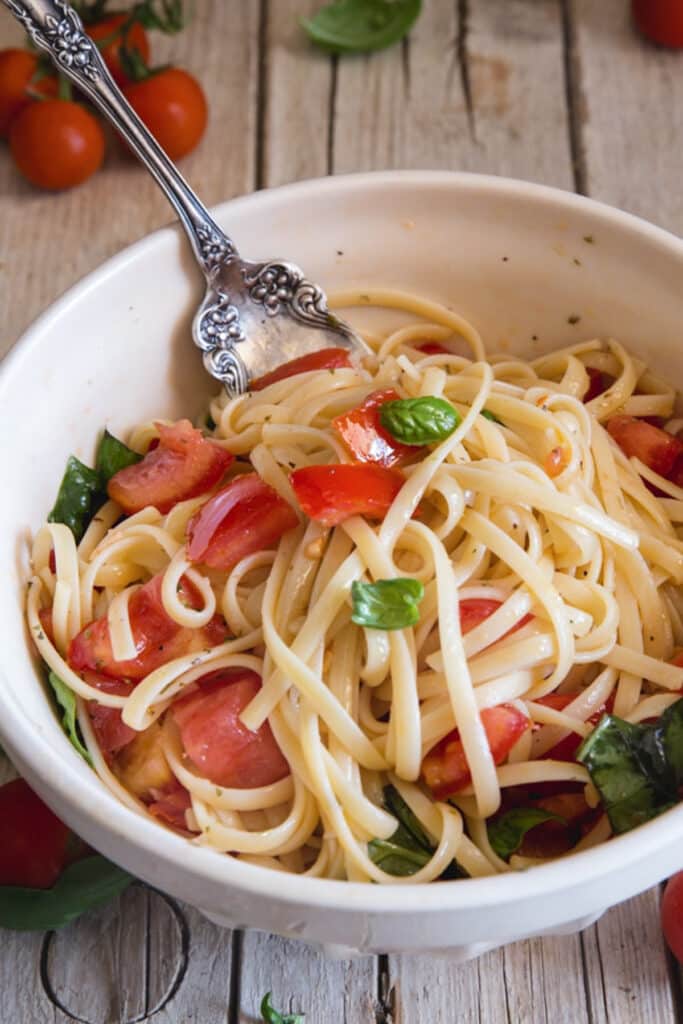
[351,578,424,630]
[578,698,683,834]
[487,807,564,861]
[379,396,460,446]
[260,992,305,1024]
[49,429,141,542]
[0,856,131,932]
[302,0,421,54]
[368,785,467,878]
[48,670,92,766]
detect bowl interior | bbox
[2,172,683,937]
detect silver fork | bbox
[3,0,368,395]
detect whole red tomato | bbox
[9,99,105,190]
[633,0,683,47]
[0,49,57,138]
[88,13,150,86]
[123,67,207,160]
[662,872,683,962]
[0,778,71,889]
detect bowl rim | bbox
[3,168,683,916]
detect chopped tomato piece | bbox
[417,342,449,355]
[107,419,233,514]
[584,367,613,403]
[148,780,193,832]
[187,473,298,571]
[422,704,529,799]
[536,691,614,762]
[68,573,229,682]
[38,607,54,645]
[494,784,596,858]
[607,415,683,478]
[85,674,136,764]
[459,597,532,638]
[0,778,71,889]
[332,388,418,468]
[250,348,352,391]
[171,668,290,788]
[290,464,404,527]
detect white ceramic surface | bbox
[2,172,683,957]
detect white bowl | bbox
[2,172,683,960]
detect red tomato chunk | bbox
[85,673,136,764]
[171,668,290,788]
[69,573,228,682]
[459,597,532,639]
[108,419,233,514]
[250,348,352,391]
[607,415,683,478]
[0,778,71,889]
[422,704,529,799]
[148,780,193,832]
[535,692,614,762]
[332,388,419,468]
[290,464,404,527]
[583,367,614,403]
[187,473,298,571]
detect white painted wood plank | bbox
[570,0,683,233]
[332,0,573,187]
[581,888,678,1024]
[0,929,55,1024]
[238,931,377,1023]
[0,0,260,356]
[261,0,334,188]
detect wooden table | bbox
[2,1,683,1020]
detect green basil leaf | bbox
[383,784,433,852]
[301,0,421,54]
[95,429,142,484]
[487,807,564,861]
[577,700,683,834]
[48,456,101,543]
[47,671,92,766]
[367,838,432,876]
[0,856,132,932]
[481,409,503,425]
[351,578,424,630]
[379,396,460,446]
[368,785,468,879]
[260,992,305,1024]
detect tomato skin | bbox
[417,342,449,355]
[536,692,614,762]
[607,415,683,477]
[290,464,404,527]
[9,99,105,191]
[187,473,299,571]
[108,420,233,514]
[148,780,193,831]
[171,668,290,788]
[0,778,71,889]
[459,597,532,638]
[584,367,613,403]
[250,348,352,391]
[68,572,229,682]
[88,15,150,86]
[333,389,419,468]
[85,673,136,763]
[662,872,683,963]
[0,49,36,138]
[122,68,207,160]
[422,704,529,799]
[633,0,683,48]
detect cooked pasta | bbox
[27,289,683,883]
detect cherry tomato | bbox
[583,367,613,403]
[0,49,36,137]
[607,415,683,478]
[187,473,299,571]
[148,780,193,831]
[85,674,136,763]
[68,572,228,681]
[9,99,104,190]
[333,389,419,468]
[171,668,290,788]
[251,348,352,391]
[108,419,232,514]
[291,464,404,527]
[422,704,529,799]
[458,597,532,639]
[122,67,207,160]
[662,872,683,962]
[633,0,683,48]
[88,14,150,86]
[0,778,71,889]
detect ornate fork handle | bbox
[3,0,236,276]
